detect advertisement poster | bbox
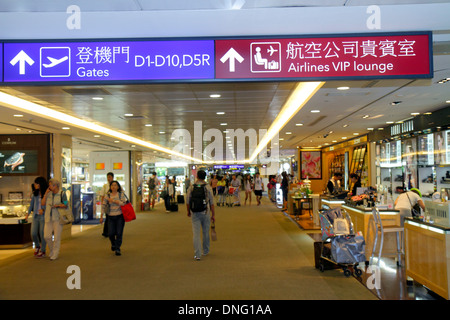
[0,150,38,174]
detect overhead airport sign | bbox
[1,32,432,84]
[4,40,215,83]
[215,33,432,80]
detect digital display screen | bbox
[0,150,38,174]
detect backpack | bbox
[148,177,156,190]
[190,184,207,212]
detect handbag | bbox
[406,192,420,217]
[211,221,217,241]
[120,193,136,222]
[59,207,74,225]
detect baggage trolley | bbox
[318,207,365,277]
[226,186,237,207]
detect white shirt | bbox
[395,191,421,210]
[254,177,263,191]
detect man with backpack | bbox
[147,172,159,210]
[186,170,215,261]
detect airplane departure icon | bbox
[267,45,278,56]
[43,56,69,68]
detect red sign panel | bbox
[215,33,432,80]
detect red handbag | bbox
[121,203,136,222]
[121,193,136,222]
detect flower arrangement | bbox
[350,194,369,204]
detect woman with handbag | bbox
[41,179,68,261]
[394,188,426,226]
[101,181,127,256]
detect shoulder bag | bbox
[58,191,74,225]
[120,192,136,222]
[406,192,420,217]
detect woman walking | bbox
[244,174,253,205]
[41,179,68,261]
[101,180,127,256]
[26,176,48,258]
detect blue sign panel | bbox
[4,40,214,83]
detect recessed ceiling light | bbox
[311,110,320,113]
[446,100,450,103]
[220,123,227,126]
[341,137,347,139]
[114,140,120,143]
[216,112,225,115]
[145,124,152,127]
[424,112,432,115]
[62,127,70,130]
[15,128,21,131]
[295,123,303,126]
[411,112,420,115]
[94,135,101,138]
[286,132,292,134]
[390,101,402,105]
[332,140,337,143]
[362,115,369,119]
[92,97,103,101]
[367,128,374,131]
[337,86,350,90]
[343,124,349,128]
[279,138,284,141]
[159,131,165,134]
[13,114,23,117]
[124,113,133,117]
[386,121,394,124]
[353,133,359,135]
[210,94,221,98]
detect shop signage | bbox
[0,32,432,84]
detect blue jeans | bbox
[191,211,211,258]
[31,214,46,252]
[108,214,125,250]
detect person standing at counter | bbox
[41,179,68,261]
[26,176,48,258]
[327,172,342,194]
[348,173,362,197]
[394,188,426,226]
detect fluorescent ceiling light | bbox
[245,81,324,164]
[337,86,349,90]
[0,92,202,163]
[210,94,221,98]
[311,110,320,113]
[92,97,103,100]
[13,114,23,117]
[216,112,225,115]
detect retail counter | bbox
[0,218,32,248]
[342,204,400,259]
[321,197,346,209]
[404,217,450,300]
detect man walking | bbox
[186,170,215,261]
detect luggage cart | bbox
[226,186,237,207]
[318,207,365,277]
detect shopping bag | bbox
[121,202,136,222]
[331,235,366,264]
[211,222,217,241]
[58,208,74,225]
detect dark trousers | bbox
[102,215,109,237]
[108,214,125,250]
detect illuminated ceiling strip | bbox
[248,81,324,163]
[0,91,202,163]
[0,82,323,165]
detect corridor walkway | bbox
[0,196,376,300]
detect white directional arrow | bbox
[10,50,35,75]
[220,48,244,72]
